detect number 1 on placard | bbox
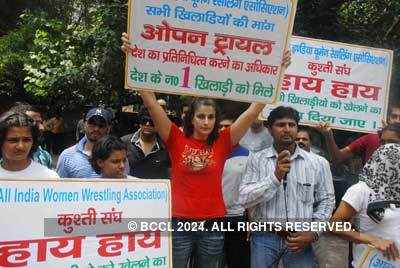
[181,66,190,88]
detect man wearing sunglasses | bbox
[57,107,113,178]
[121,106,170,179]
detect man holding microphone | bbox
[239,106,335,268]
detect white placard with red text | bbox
[0,179,171,268]
[125,0,298,103]
[263,36,393,133]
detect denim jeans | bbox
[172,218,224,268]
[251,232,314,268]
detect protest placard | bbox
[0,179,171,267]
[263,36,393,133]
[125,0,298,103]
[355,245,400,268]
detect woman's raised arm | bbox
[230,103,265,146]
[121,33,171,142]
[139,90,172,142]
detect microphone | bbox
[281,150,290,190]
[280,150,291,229]
[282,173,288,190]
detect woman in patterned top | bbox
[330,143,400,266]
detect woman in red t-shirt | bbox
[139,90,265,267]
[121,32,290,268]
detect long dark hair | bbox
[183,98,220,146]
[0,111,40,159]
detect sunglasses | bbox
[140,117,154,126]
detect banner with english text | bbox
[125,0,298,103]
[263,36,393,133]
[0,179,172,268]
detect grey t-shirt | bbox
[239,127,273,153]
[222,146,249,216]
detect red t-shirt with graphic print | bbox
[166,124,232,219]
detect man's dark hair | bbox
[138,105,151,119]
[181,97,192,111]
[9,103,41,114]
[183,98,220,146]
[389,102,400,114]
[266,106,300,128]
[90,135,127,174]
[219,113,236,122]
[381,123,400,136]
[0,111,40,159]
[298,126,311,139]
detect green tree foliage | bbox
[0,0,130,110]
[0,11,36,101]
[338,1,400,102]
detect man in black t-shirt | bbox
[121,106,170,179]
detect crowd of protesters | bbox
[0,43,399,268]
[1,95,400,267]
